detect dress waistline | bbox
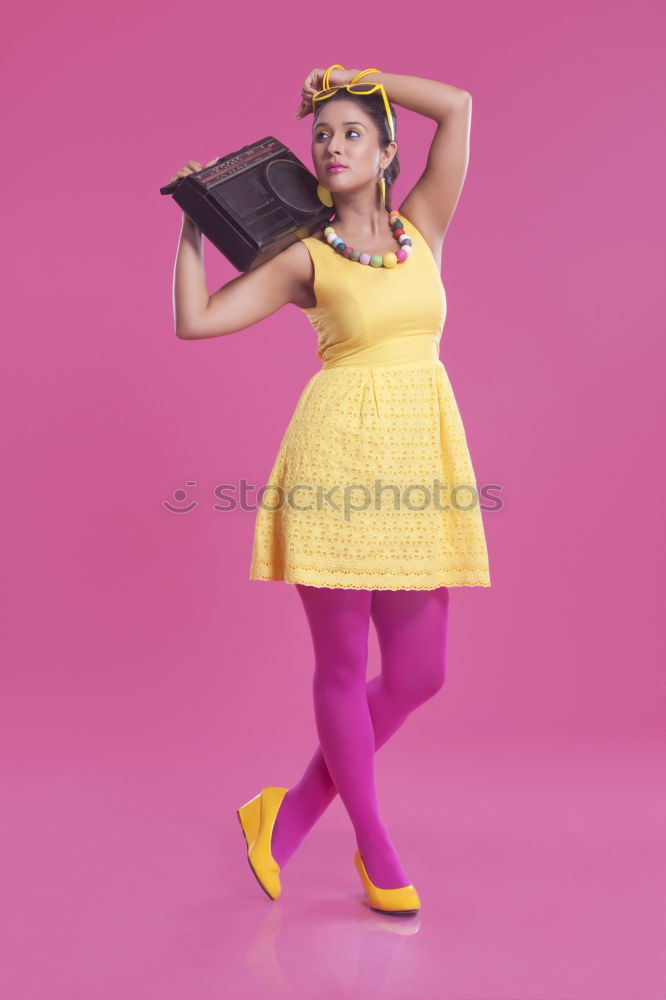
[321,339,440,371]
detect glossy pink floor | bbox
[2,734,662,999]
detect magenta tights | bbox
[270,584,450,890]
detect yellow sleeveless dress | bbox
[249,212,491,590]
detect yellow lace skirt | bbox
[249,359,491,590]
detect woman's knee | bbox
[313,634,369,689]
[386,652,446,706]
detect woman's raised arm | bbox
[173,215,309,341]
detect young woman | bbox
[169,65,491,916]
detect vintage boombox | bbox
[159,136,332,272]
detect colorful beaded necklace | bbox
[321,209,413,268]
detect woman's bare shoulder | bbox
[281,236,318,309]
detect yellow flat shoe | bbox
[236,786,288,900]
[353,849,421,915]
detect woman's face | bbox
[311,98,387,194]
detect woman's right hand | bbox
[294,66,358,118]
[166,158,218,186]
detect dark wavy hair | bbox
[312,89,400,211]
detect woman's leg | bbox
[289,582,410,889]
[271,585,450,886]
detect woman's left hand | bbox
[293,66,359,119]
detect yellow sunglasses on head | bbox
[311,64,395,143]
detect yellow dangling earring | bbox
[379,170,387,209]
[317,184,334,207]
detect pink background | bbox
[2,2,664,998]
